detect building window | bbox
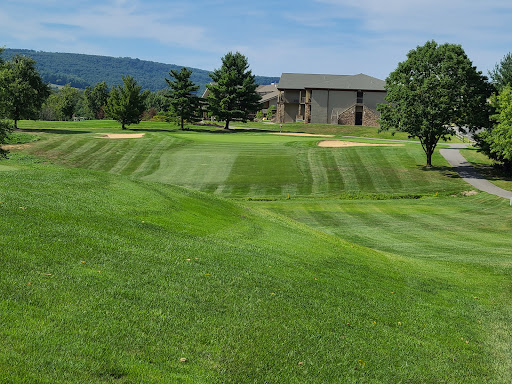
[357,91,363,104]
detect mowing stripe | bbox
[86,140,133,172]
[109,139,153,175]
[333,148,359,192]
[144,142,238,187]
[133,136,181,178]
[343,148,377,192]
[68,140,112,166]
[321,149,345,194]
[295,149,314,196]
[41,137,90,159]
[29,136,75,154]
[307,149,330,195]
[362,147,403,192]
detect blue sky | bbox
[1,0,512,80]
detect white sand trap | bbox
[269,132,335,137]
[98,133,145,139]
[318,140,405,148]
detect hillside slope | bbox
[2,48,280,92]
[1,129,512,382]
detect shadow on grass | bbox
[417,165,461,179]
[467,163,512,182]
[19,128,91,135]
[209,127,275,134]
[129,128,179,133]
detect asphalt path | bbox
[439,143,512,199]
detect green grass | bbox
[232,121,463,142]
[2,120,512,383]
[232,121,409,138]
[18,121,467,198]
[2,161,511,383]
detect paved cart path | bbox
[439,143,512,199]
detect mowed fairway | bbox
[2,121,512,383]
[20,121,467,198]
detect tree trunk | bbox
[225,119,230,130]
[181,117,185,130]
[14,119,18,130]
[426,150,433,167]
[122,123,126,130]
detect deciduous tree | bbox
[475,85,512,170]
[378,41,492,166]
[165,67,200,130]
[0,119,12,158]
[0,55,50,128]
[59,84,81,120]
[206,52,261,130]
[84,81,109,119]
[105,76,147,130]
[0,48,13,158]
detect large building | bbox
[276,73,386,126]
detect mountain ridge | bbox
[2,48,280,93]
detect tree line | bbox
[3,43,512,171]
[0,49,262,146]
[2,49,279,92]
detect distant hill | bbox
[2,49,280,93]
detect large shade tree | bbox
[165,67,200,130]
[206,52,261,130]
[378,41,492,166]
[105,76,148,130]
[0,54,50,129]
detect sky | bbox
[1,0,512,80]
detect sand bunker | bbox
[318,140,405,148]
[269,132,335,137]
[98,133,145,139]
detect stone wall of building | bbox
[362,106,380,127]
[336,105,380,127]
[338,106,356,125]
[276,102,285,123]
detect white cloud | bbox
[56,1,206,48]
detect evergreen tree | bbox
[165,67,200,130]
[105,76,147,130]
[206,52,261,130]
[489,53,512,92]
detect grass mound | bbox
[1,160,510,382]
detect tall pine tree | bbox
[165,67,200,130]
[206,52,261,130]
